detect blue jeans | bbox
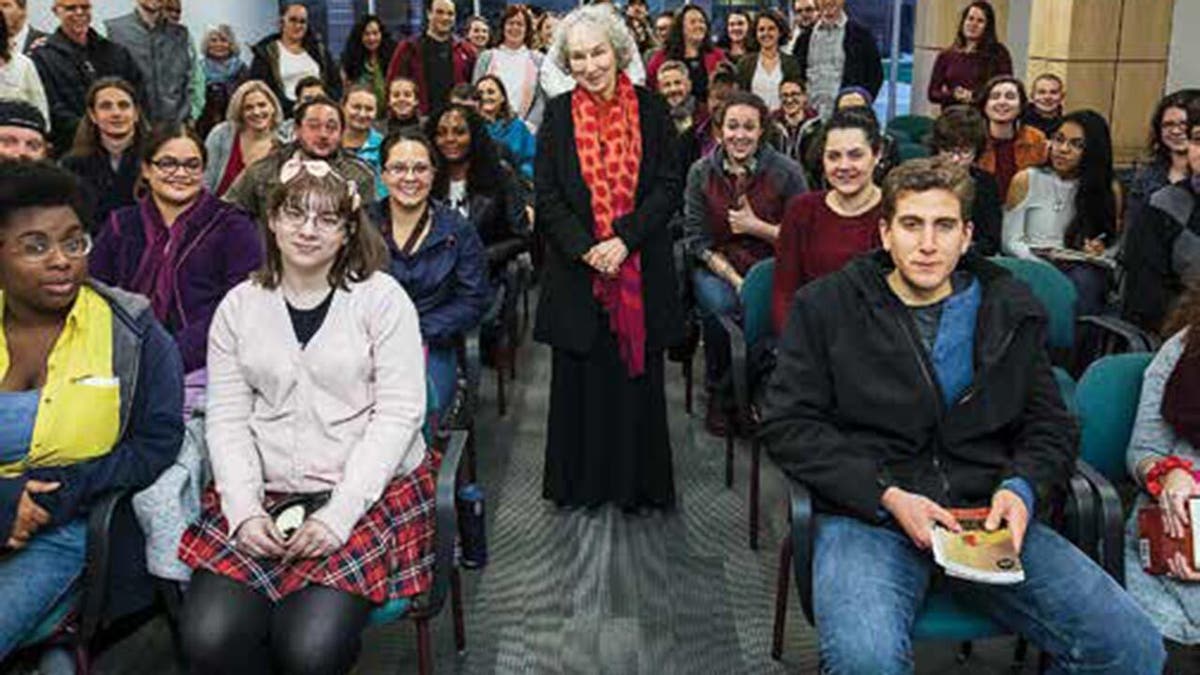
[813,514,1165,674]
[427,346,458,423]
[0,518,87,659]
[691,269,740,387]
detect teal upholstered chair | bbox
[898,141,931,161]
[887,114,936,145]
[716,257,776,550]
[1072,352,1155,586]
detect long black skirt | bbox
[542,324,676,510]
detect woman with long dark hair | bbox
[977,75,1048,201]
[339,14,396,118]
[1003,109,1120,314]
[927,1,1012,108]
[716,9,754,61]
[647,4,727,103]
[427,104,528,271]
[61,77,149,229]
[476,75,536,180]
[734,10,799,112]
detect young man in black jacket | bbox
[760,157,1165,673]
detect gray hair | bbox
[550,4,637,75]
[202,24,240,57]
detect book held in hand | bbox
[932,508,1025,585]
[1136,498,1200,575]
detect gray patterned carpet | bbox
[88,332,1039,674]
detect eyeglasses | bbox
[1161,120,1189,131]
[11,232,92,261]
[383,162,433,178]
[57,3,91,14]
[150,156,203,175]
[301,119,340,134]
[277,206,345,234]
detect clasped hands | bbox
[881,486,1029,554]
[235,515,340,562]
[728,197,767,237]
[1157,468,1200,581]
[583,237,629,277]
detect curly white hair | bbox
[548,4,638,76]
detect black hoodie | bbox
[759,250,1077,522]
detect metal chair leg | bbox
[415,618,433,675]
[496,351,508,417]
[451,568,466,654]
[771,536,792,660]
[724,426,734,489]
[957,641,974,664]
[683,360,693,415]
[466,426,478,484]
[1012,636,1028,672]
[749,439,761,550]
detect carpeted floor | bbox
[86,331,1041,674]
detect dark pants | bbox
[181,570,372,675]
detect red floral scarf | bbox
[571,73,646,376]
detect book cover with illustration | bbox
[932,508,1025,585]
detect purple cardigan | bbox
[90,190,264,372]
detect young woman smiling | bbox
[339,14,396,118]
[203,79,283,197]
[927,1,1012,109]
[476,75,536,180]
[91,124,263,414]
[370,130,491,420]
[735,10,801,112]
[340,84,386,199]
[61,77,148,229]
[472,4,545,129]
[977,75,1048,201]
[683,91,807,434]
[772,108,883,333]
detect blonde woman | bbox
[203,79,283,196]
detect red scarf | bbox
[571,73,646,376]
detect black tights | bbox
[180,570,373,675]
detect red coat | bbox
[386,35,477,115]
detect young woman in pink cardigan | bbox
[178,158,435,675]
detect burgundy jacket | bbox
[386,34,477,115]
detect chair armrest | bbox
[409,430,466,620]
[716,313,749,415]
[1073,459,1124,586]
[80,488,135,645]
[1064,467,1097,563]
[789,482,816,626]
[1077,315,1162,353]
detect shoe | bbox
[704,396,731,437]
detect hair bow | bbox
[278,156,362,212]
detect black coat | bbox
[970,167,1003,257]
[61,150,141,232]
[31,29,145,156]
[533,86,685,355]
[247,32,342,118]
[760,250,1077,523]
[793,19,884,98]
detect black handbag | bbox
[267,492,331,540]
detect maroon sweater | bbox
[927,46,1013,107]
[772,191,882,333]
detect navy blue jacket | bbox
[0,282,184,539]
[371,200,493,346]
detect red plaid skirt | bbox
[178,455,437,603]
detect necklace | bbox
[1050,175,1074,213]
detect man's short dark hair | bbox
[780,76,806,91]
[294,95,344,129]
[0,161,88,231]
[930,105,987,157]
[881,157,975,223]
[714,90,770,129]
[294,75,326,101]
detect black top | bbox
[422,35,454,117]
[683,55,708,102]
[286,289,335,347]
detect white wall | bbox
[1167,0,1200,93]
[27,1,280,59]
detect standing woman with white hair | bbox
[536,5,683,511]
[537,3,646,100]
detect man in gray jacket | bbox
[105,0,193,123]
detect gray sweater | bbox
[1124,328,1200,644]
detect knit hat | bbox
[0,99,48,136]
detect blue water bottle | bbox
[457,483,487,569]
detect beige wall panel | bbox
[915,0,1010,50]
[1028,0,1076,58]
[1024,57,1070,92]
[1118,0,1174,60]
[911,47,943,118]
[1059,61,1117,116]
[1112,61,1168,165]
[1063,0,1121,60]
